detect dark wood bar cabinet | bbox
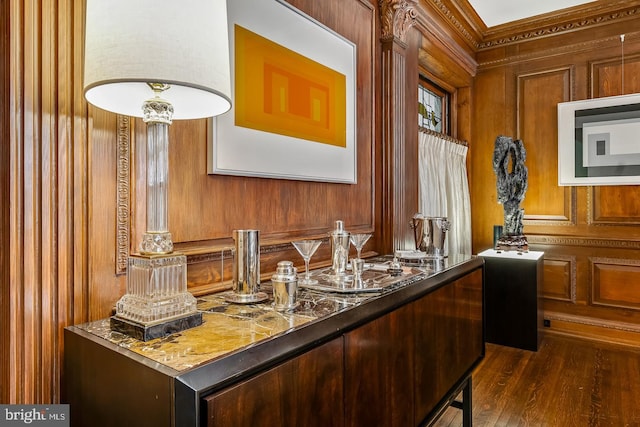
[64,256,484,426]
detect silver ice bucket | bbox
[411,214,450,258]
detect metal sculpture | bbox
[493,135,528,252]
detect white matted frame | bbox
[207,0,357,183]
[558,93,640,186]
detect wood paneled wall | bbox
[7,0,639,406]
[378,0,477,253]
[471,0,640,346]
[2,0,381,404]
[1,0,10,406]
[3,0,89,404]
[120,0,380,302]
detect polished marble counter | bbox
[72,254,476,374]
[74,257,417,372]
[77,290,368,372]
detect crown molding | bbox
[478,1,640,50]
[422,0,483,50]
[412,0,479,78]
[415,0,640,53]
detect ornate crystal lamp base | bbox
[110,252,203,341]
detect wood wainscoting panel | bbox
[517,67,574,225]
[529,240,640,346]
[587,53,640,226]
[591,257,640,311]
[590,53,640,99]
[590,186,640,225]
[470,68,511,252]
[472,3,640,349]
[542,256,576,303]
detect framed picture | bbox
[208,0,357,183]
[558,93,640,186]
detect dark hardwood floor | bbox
[433,334,640,426]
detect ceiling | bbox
[467,0,595,27]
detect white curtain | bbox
[418,131,472,255]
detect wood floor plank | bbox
[431,334,640,427]
[517,337,566,426]
[473,346,534,426]
[626,348,640,424]
[548,338,593,427]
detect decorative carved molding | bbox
[586,186,594,225]
[545,311,640,334]
[567,255,578,303]
[479,7,640,49]
[420,0,640,54]
[589,256,640,267]
[183,239,331,265]
[379,0,417,42]
[428,0,479,49]
[186,251,226,265]
[478,34,633,68]
[260,241,303,255]
[116,115,131,275]
[528,235,640,249]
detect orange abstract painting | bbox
[234,24,347,148]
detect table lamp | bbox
[84,0,232,340]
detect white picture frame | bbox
[558,93,640,186]
[208,0,357,183]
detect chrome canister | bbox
[226,229,268,303]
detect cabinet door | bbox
[204,337,344,427]
[344,304,415,427]
[414,268,484,422]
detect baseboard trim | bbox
[543,311,640,348]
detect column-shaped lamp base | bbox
[111,252,203,341]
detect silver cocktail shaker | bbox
[329,220,350,276]
[271,261,298,311]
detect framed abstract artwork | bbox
[208,0,357,183]
[558,93,640,186]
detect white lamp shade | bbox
[84,0,232,119]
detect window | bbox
[418,77,450,134]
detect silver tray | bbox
[299,265,423,293]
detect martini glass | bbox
[350,233,371,260]
[292,240,322,285]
